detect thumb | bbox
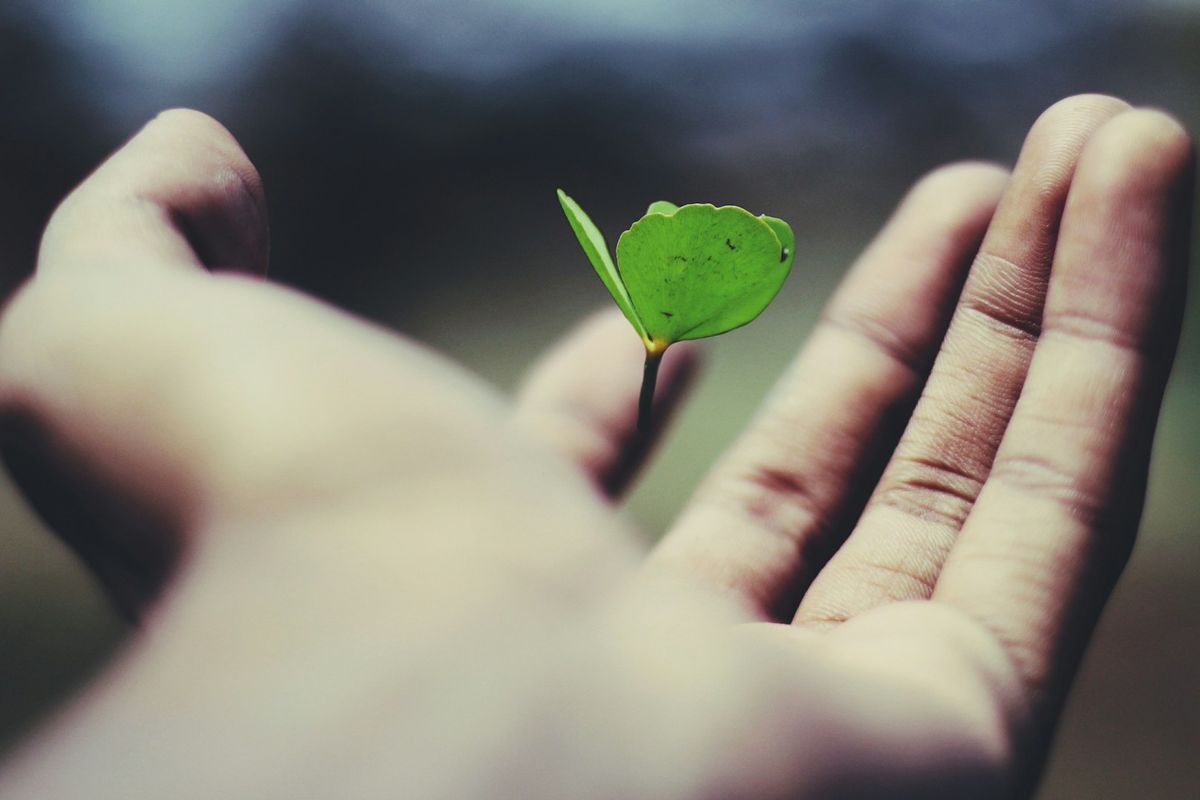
[1,109,270,616]
[38,108,269,278]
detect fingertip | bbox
[891,162,1009,251]
[576,305,649,356]
[139,109,269,274]
[1046,108,1195,369]
[546,306,704,384]
[908,161,1011,206]
[147,107,240,143]
[838,160,1011,352]
[39,108,270,278]
[515,307,701,497]
[1025,94,1133,147]
[1074,108,1194,198]
[1007,95,1133,202]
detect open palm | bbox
[0,96,1191,799]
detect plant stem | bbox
[637,351,662,434]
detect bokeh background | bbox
[1,1,1197,796]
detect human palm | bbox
[0,96,1191,799]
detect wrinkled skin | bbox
[0,95,1192,799]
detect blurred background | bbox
[0,0,1196,796]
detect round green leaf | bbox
[615,204,791,344]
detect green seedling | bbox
[557,189,794,433]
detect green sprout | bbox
[557,189,794,433]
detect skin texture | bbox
[0,96,1192,799]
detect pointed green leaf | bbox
[615,204,791,344]
[556,189,648,340]
[645,200,680,217]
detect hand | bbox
[0,97,1191,799]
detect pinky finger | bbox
[934,110,1194,733]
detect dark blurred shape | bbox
[230,15,696,323]
[0,6,118,296]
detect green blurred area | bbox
[1,2,1198,797]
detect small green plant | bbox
[557,189,794,432]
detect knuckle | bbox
[987,452,1106,527]
[1,274,85,359]
[0,273,182,428]
[1041,307,1142,353]
[8,269,196,376]
[843,554,940,598]
[957,272,1043,344]
[874,453,985,529]
[723,464,831,546]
